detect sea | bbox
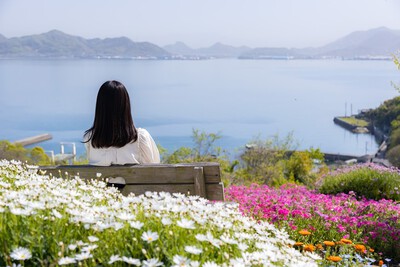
[0,59,398,160]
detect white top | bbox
[84,128,160,166]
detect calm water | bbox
[0,59,398,158]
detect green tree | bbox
[30,146,51,165]
[235,134,325,187]
[0,140,50,165]
[162,129,235,186]
[285,148,324,186]
[236,133,296,186]
[0,141,29,162]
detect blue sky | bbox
[0,0,399,48]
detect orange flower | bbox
[340,238,353,244]
[316,244,323,250]
[304,244,316,252]
[378,260,384,266]
[327,256,342,262]
[369,248,374,253]
[355,244,366,253]
[336,241,345,245]
[323,241,335,246]
[294,242,304,246]
[299,229,311,236]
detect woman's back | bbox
[85,128,160,166]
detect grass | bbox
[338,116,369,127]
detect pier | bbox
[322,152,372,163]
[14,133,52,146]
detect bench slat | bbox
[39,163,225,201]
[42,165,221,184]
[194,167,206,198]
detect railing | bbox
[46,142,76,165]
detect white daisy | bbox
[229,258,246,267]
[202,261,219,267]
[172,255,191,267]
[220,234,237,245]
[108,255,121,264]
[58,257,76,265]
[112,222,124,231]
[10,247,32,260]
[130,220,144,230]
[176,218,196,229]
[195,234,207,242]
[184,245,203,255]
[116,212,135,221]
[75,252,92,261]
[141,230,159,243]
[81,244,98,253]
[237,243,249,251]
[52,209,63,218]
[122,256,141,266]
[88,236,99,242]
[142,258,163,267]
[68,244,77,250]
[161,217,172,225]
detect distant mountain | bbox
[1,27,399,60]
[0,34,7,42]
[0,30,170,59]
[197,42,251,58]
[164,42,251,58]
[315,27,400,58]
[163,42,197,56]
[240,27,400,59]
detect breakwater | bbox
[333,117,370,133]
[333,116,391,166]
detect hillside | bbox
[315,27,400,58]
[240,27,400,59]
[0,30,170,59]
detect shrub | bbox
[237,134,324,187]
[236,133,296,185]
[0,160,319,267]
[318,163,400,201]
[386,144,400,167]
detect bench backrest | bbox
[39,163,225,201]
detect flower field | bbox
[1,160,400,266]
[0,160,319,267]
[225,183,400,266]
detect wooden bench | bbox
[38,162,225,201]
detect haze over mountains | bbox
[0,27,399,60]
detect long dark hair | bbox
[84,80,138,148]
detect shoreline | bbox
[333,116,391,166]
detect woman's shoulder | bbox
[137,128,154,144]
[137,127,150,136]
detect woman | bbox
[84,80,160,165]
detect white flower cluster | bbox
[0,160,320,266]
